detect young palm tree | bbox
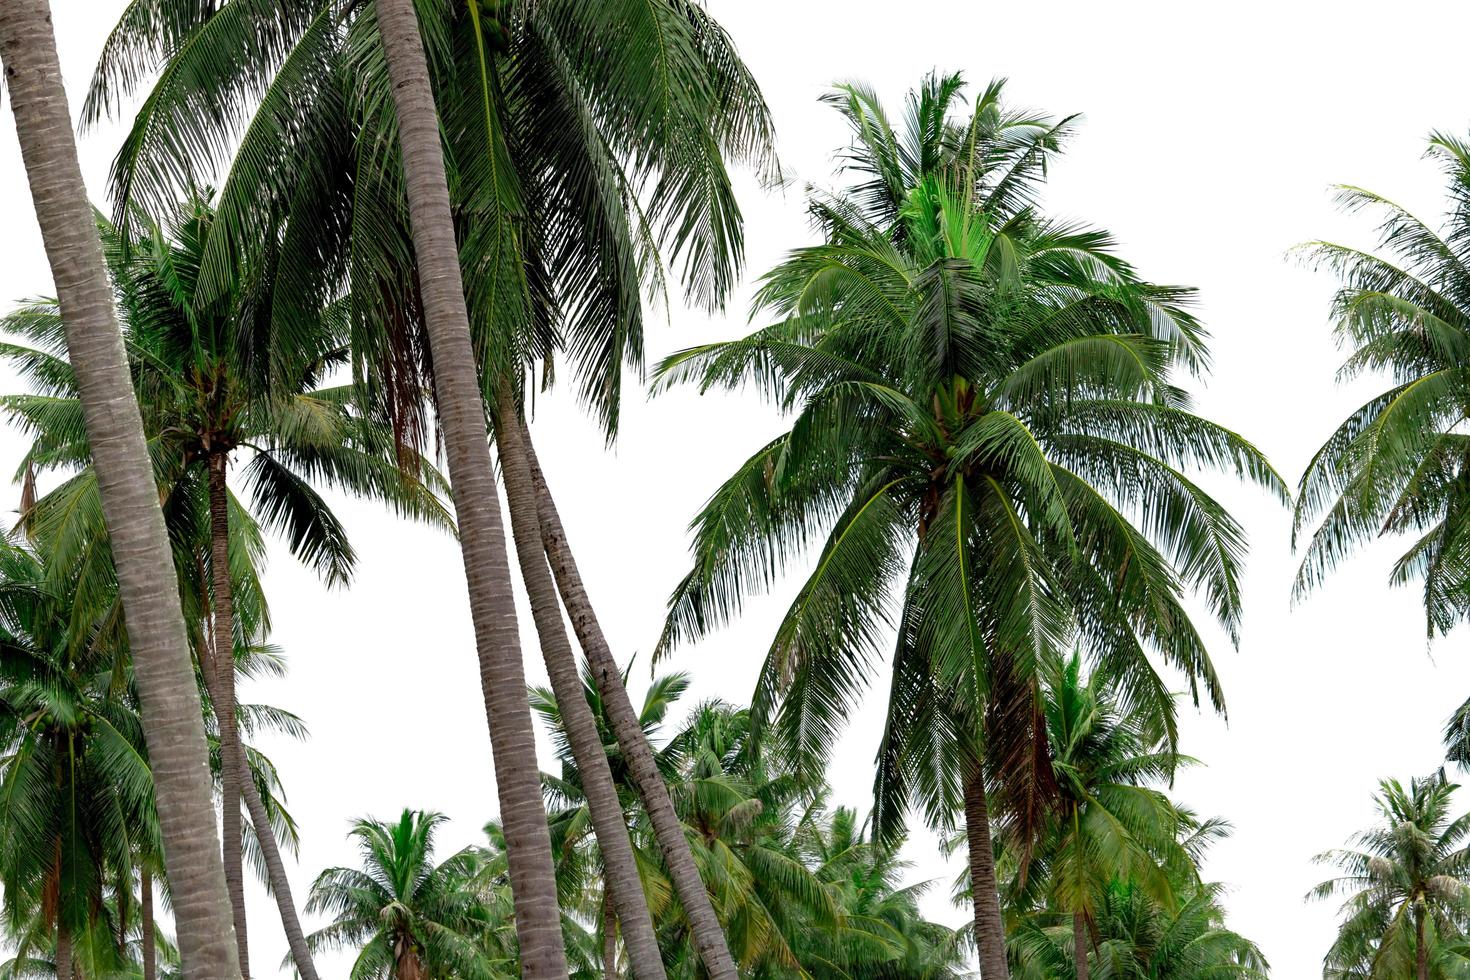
[87,0,776,970]
[304,810,497,979]
[657,74,1284,979]
[1294,133,1470,635]
[0,6,239,974]
[1028,652,1196,980]
[1,198,449,979]
[1312,772,1470,980]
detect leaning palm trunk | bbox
[207,458,251,977]
[522,428,739,980]
[374,0,568,973]
[205,458,321,980]
[0,4,241,976]
[494,395,666,980]
[964,771,1010,980]
[1073,911,1088,980]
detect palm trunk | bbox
[374,1,567,974]
[495,395,666,980]
[1417,907,1428,980]
[1073,911,1087,980]
[204,457,321,980]
[0,5,240,976]
[55,923,72,980]
[522,427,739,980]
[207,456,250,978]
[602,890,619,979]
[142,867,157,980]
[964,770,1010,980]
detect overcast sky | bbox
[6,1,1470,976]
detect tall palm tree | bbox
[657,73,1283,979]
[305,810,498,979]
[1,198,449,980]
[0,5,240,974]
[1294,133,1470,635]
[86,0,776,970]
[1312,772,1470,980]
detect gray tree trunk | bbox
[207,457,251,978]
[964,771,1010,980]
[373,1,567,973]
[522,428,738,979]
[238,772,320,980]
[495,397,665,980]
[1073,910,1088,980]
[141,867,157,980]
[54,924,72,980]
[0,4,240,975]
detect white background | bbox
[4,2,1470,976]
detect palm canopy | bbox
[0,196,450,608]
[86,0,776,437]
[656,74,1285,844]
[1311,772,1470,978]
[1294,133,1470,635]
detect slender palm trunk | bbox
[374,1,567,973]
[522,427,739,980]
[207,456,250,978]
[1073,911,1087,980]
[964,770,1010,980]
[0,5,240,976]
[55,923,72,980]
[1417,907,1428,980]
[602,890,619,979]
[141,867,157,980]
[495,397,666,980]
[204,456,321,980]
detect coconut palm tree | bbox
[656,73,1284,979]
[1,197,449,979]
[1312,772,1470,980]
[1294,133,1470,635]
[0,6,239,974]
[86,2,775,970]
[1024,652,1197,980]
[304,809,499,979]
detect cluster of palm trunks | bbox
[0,1,1466,979]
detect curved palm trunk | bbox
[204,457,321,980]
[374,1,567,974]
[207,457,251,978]
[495,398,666,980]
[964,770,1010,980]
[55,923,73,980]
[522,427,739,980]
[141,867,157,980]
[1073,911,1087,980]
[0,5,241,976]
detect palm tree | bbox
[656,73,1284,979]
[1312,772,1470,980]
[1027,652,1196,980]
[1,198,449,980]
[1294,133,1470,635]
[1011,879,1268,980]
[0,5,239,974]
[305,809,498,979]
[86,0,776,970]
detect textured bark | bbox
[141,868,157,980]
[523,428,739,980]
[496,400,666,980]
[1417,908,1428,980]
[208,457,250,978]
[602,890,619,979]
[239,761,320,979]
[373,1,567,974]
[1073,910,1088,980]
[54,924,72,980]
[0,4,240,976]
[964,771,1010,980]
